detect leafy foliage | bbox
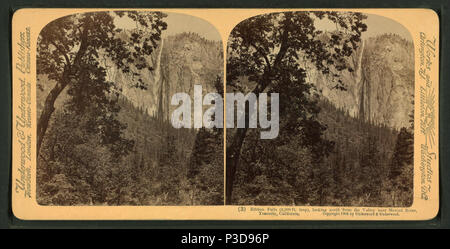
[227,11,367,91]
[37,11,167,88]
[36,11,167,157]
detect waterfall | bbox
[156,39,165,123]
[357,40,368,121]
[355,40,365,84]
[154,39,164,85]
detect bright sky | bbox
[315,13,412,41]
[114,12,222,41]
[114,11,412,43]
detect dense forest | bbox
[230,98,413,207]
[37,91,223,205]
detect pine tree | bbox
[390,128,413,179]
[389,127,414,206]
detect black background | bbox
[0,0,449,235]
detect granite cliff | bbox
[312,33,414,128]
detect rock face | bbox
[113,32,224,121]
[312,34,414,129]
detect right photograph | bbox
[226,11,414,207]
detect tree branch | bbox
[50,40,71,67]
[273,28,289,67]
[249,42,272,72]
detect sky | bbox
[114,12,222,41]
[362,13,412,40]
[114,11,412,42]
[315,13,412,41]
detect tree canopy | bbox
[36,11,167,155]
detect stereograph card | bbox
[11,8,439,220]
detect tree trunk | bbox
[36,22,89,157]
[37,80,69,156]
[224,28,288,205]
[225,127,249,205]
[225,79,269,205]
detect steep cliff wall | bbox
[157,33,223,121]
[313,33,414,129]
[113,32,224,121]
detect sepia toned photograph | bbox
[226,11,415,207]
[35,11,224,206]
[11,8,439,220]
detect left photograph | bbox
[36,11,224,206]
